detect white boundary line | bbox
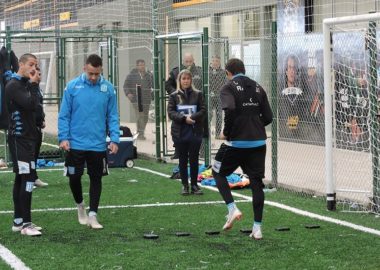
[0,200,249,215]
[134,166,380,237]
[41,142,59,148]
[0,245,31,270]
[0,168,63,174]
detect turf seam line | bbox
[134,166,380,237]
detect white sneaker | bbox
[78,204,88,225]
[0,159,7,168]
[249,228,263,240]
[21,225,42,236]
[87,215,103,229]
[223,208,242,231]
[34,179,48,187]
[13,223,42,232]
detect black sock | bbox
[89,174,102,213]
[69,175,84,204]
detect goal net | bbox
[324,13,380,212]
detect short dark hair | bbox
[225,58,245,75]
[86,54,103,67]
[19,53,37,64]
[136,59,145,65]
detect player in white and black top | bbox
[212,58,273,240]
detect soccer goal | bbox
[323,12,380,212]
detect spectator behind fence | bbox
[209,56,227,139]
[123,59,153,140]
[165,52,203,95]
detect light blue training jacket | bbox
[58,73,120,151]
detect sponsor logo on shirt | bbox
[242,98,259,107]
[101,84,108,92]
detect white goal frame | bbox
[323,12,380,211]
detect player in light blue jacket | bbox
[58,54,119,229]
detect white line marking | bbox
[0,244,31,270]
[0,200,249,215]
[41,142,59,148]
[134,166,380,237]
[0,168,64,174]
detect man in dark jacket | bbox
[123,59,153,140]
[165,53,203,95]
[209,56,227,139]
[212,58,273,240]
[6,53,42,236]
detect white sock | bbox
[88,211,97,217]
[227,202,237,213]
[14,218,23,225]
[253,221,262,232]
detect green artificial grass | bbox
[0,159,379,270]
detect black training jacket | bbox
[6,76,39,140]
[220,75,273,141]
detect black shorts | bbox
[8,136,36,174]
[64,149,108,177]
[212,143,266,180]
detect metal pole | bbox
[3,26,11,164]
[368,20,380,212]
[271,20,278,187]
[154,38,161,160]
[323,22,336,211]
[107,36,114,84]
[160,40,168,156]
[152,0,161,160]
[202,27,210,165]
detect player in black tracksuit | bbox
[212,58,273,240]
[6,53,42,236]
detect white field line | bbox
[0,200,249,215]
[41,142,59,148]
[0,129,59,149]
[0,168,64,174]
[0,133,32,269]
[134,166,380,237]
[0,244,31,270]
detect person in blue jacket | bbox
[58,54,119,230]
